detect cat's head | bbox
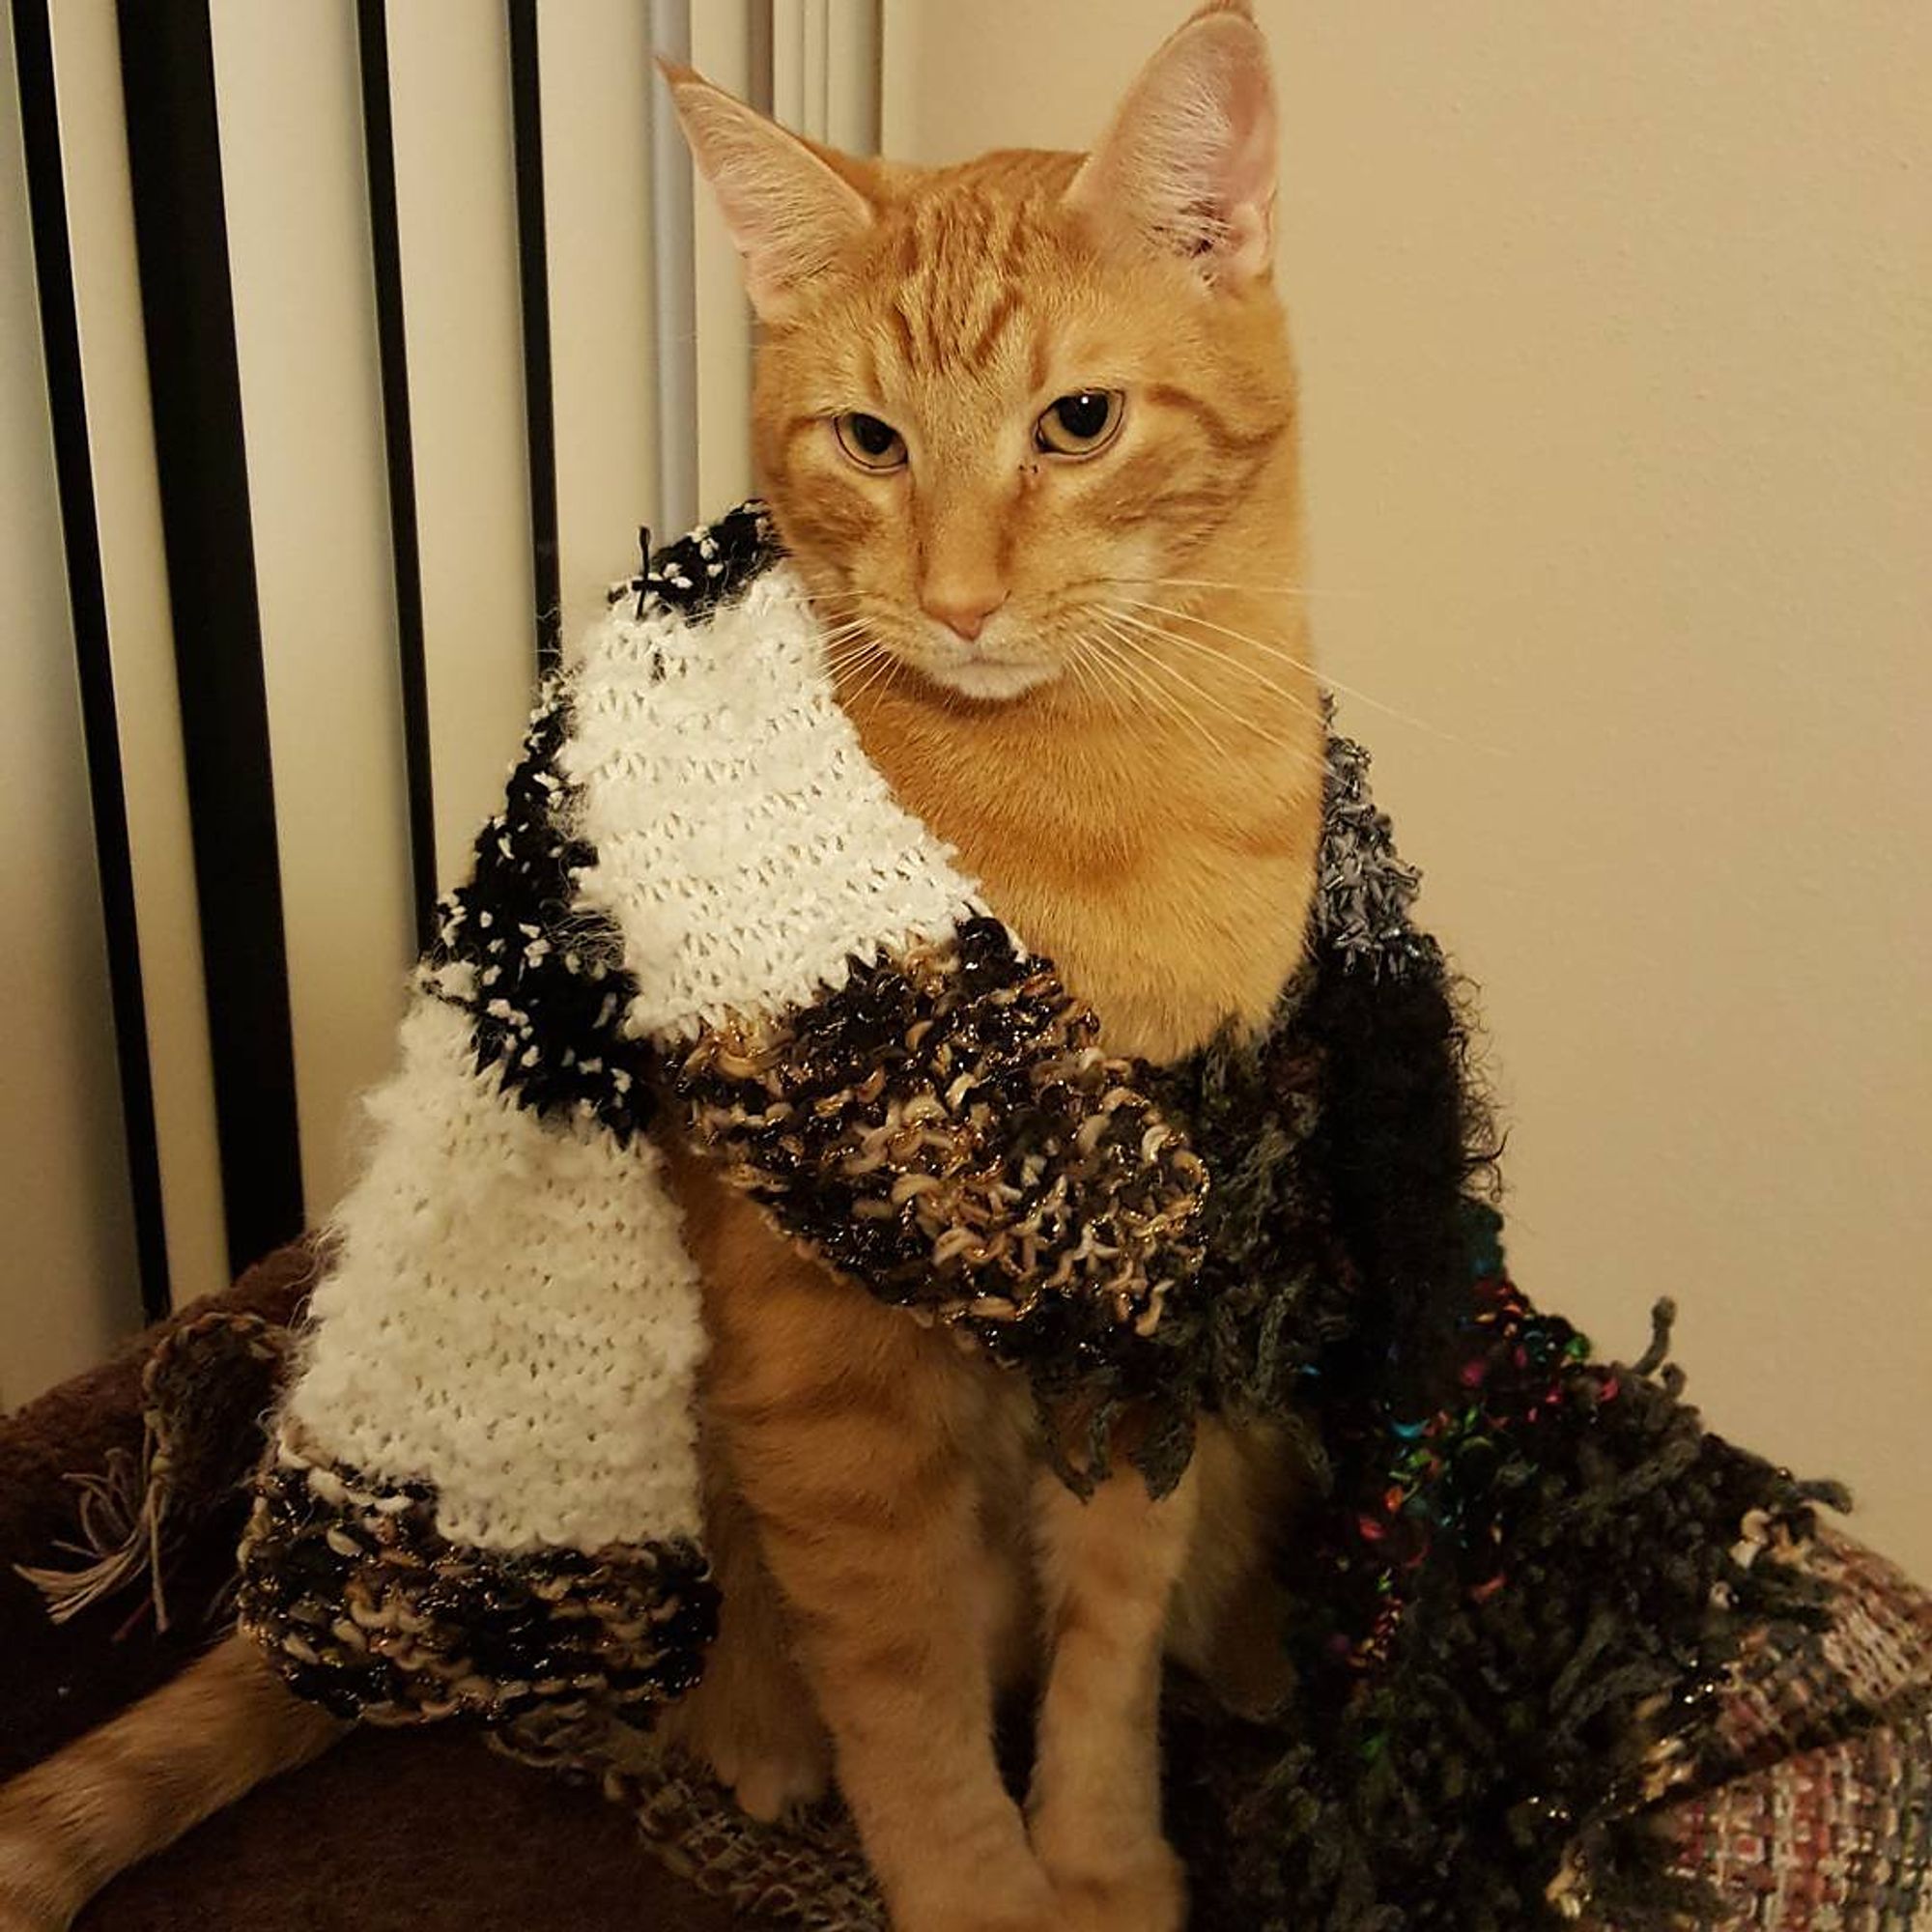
[667,1,1297,706]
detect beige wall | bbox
[887,2,1932,1572]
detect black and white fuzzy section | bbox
[611,500,782,626]
[275,999,706,1554]
[423,687,655,1140]
[569,550,990,1040]
[236,997,714,1720]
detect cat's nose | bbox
[921,586,1008,643]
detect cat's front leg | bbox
[1027,1458,1199,1932]
[657,1452,832,1822]
[706,1256,1057,1930]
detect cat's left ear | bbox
[659,61,873,320]
[1065,0,1278,287]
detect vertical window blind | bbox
[4,0,883,1387]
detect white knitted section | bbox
[566,564,986,1040]
[281,997,705,1554]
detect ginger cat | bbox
[0,6,1321,1928]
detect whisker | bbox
[816,619,875,648]
[1078,628,1159,714]
[821,621,886,669]
[1102,605,1325,728]
[797,591,871,621]
[1099,576,1343,600]
[1094,612,1287,745]
[853,658,902,709]
[826,639,876,678]
[1094,617,1258,750]
[1109,596,1479,746]
[843,640,905,709]
[1062,634,1103,708]
[819,639,879,673]
[1072,631,1148,719]
[1110,619,1321,771]
[1085,628,1228,759]
[824,632,885,672]
[1071,636,1121,713]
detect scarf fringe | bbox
[15,1434,169,1632]
[16,1310,292,1638]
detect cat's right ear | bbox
[659,62,873,320]
[1065,0,1278,287]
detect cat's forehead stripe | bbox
[873,194,1042,384]
[961,286,1022,373]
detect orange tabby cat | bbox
[0,6,1319,1928]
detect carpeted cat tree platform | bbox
[0,1247,739,1932]
[8,1241,1932,1931]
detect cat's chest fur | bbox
[855,696,1324,1065]
[976,830,1315,1065]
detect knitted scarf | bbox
[233,505,1840,1930]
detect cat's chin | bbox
[919,657,1060,704]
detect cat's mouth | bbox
[895,628,1061,703]
[919,653,1060,703]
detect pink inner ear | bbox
[1070,14,1279,283]
[1220,54,1277,208]
[1214,54,1278,277]
[667,74,873,320]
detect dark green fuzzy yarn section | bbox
[1147,983,1340,1420]
[1044,967,1359,1499]
[1163,1210,1844,1932]
[1135,915,1843,1926]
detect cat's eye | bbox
[1035,389,1125,458]
[833,412,908,471]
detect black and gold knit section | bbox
[236,1452,716,1726]
[675,917,1208,1387]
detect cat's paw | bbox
[1043,1844,1187,1932]
[1030,1798,1187,1932]
[660,1670,833,1823]
[655,1605,835,1824]
[705,1730,832,1823]
[895,1882,1061,1932]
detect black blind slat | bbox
[13,0,172,1321]
[356,0,439,953]
[507,0,562,674]
[115,0,303,1276]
